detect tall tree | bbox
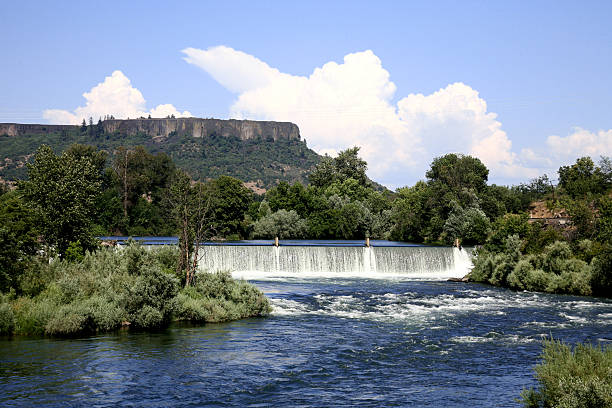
[21,145,102,257]
[558,157,608,198]
[168,170,215,286]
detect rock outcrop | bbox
[0,118,301,141]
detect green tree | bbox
[426,153,489,194]
[558,157,608,198]
[209,176,253,237]
[0,190,39,292]
[334,146,368,186]
[309,146,369,188]
[390,181,430,242]
[252,209,308,239]
[442,202,491,245]
[21,145,102,258]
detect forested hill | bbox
[0,118,321,190]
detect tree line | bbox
[1,142,611,297]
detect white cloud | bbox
[43,70,191,125]
[547,127,612,161]
[183,46,540,187]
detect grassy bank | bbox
[521,339,612,407]
[0,245,271,337]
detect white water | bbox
[196,245,473,280]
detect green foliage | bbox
[174,271,271,323]
[309,146,368,189]
[252,209,308,239]
[0,190,39,292]
[209,176,253,237]
[473,237,593,296]
[0,128,319,189]
[426,153,489,194]
[65,240,85,263]
[591,248,612,297]
[521,339,612,408]
[0,301,15,335]
[21,145,102,257]
[559,157,609,198]
[392,154,491,244]
[442,203,491,245]
[0,245,270,337]
[261,149,390,240]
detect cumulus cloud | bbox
[183,46,540,187]
[547,127,612,161]
[43,70,191,124]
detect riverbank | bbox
[467,236,610,298]
[0,245,271,337]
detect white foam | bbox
[270,287,612,328]
[198,245,473,280]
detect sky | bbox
[1,0,611,188]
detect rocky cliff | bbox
[0,118,301,141]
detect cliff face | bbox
[0,123,76,137]
[0,118,301,141]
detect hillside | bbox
[0,118,321,190]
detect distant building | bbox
[528,200,571,227]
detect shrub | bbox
[0,302,15,335]
[173,271,271,323]
[524,269,552,293]
[12,297,55,335]
[591,251,612,298]
[508,259,534,291]
[45,302,94,336]
[553,259,592,296]
[2,247,271,336]
[17,258,57,297]
[126,266,179,326]
[542,241,573,275]
[470,252,496,283]
[133,305,164,329]
[252,209,308,239]
[521,339,612,407]
[490,260,514,287]
[65,240,85,263]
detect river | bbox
[1,243,611,407]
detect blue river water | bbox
[1,277,611,407]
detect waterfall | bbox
[196,245,473,280]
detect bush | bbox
[126,266,179,327]
[12,297,55,335]
[508,259,533,291]
[0,302,15,335]
[542,241,573,275]
[173,271,271,323]
[524,269,553,293]
[45,302,94,336]
[252,209,308,239]
[591,251,612,297]
[521,339,612,407]
[2,246,271,336]
[133,305,164,329]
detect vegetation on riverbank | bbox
[0,245,270,337]
[520,339,612,407]
[469,157,612,298]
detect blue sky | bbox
[2,0,611,187]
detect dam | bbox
[100,237,473,279]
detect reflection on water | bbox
[1,280,611,407]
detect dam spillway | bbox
[196,244,473,280]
